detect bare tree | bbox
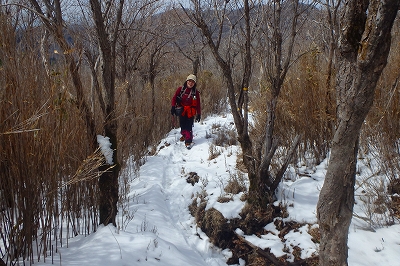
[317,0,399,264]
[116,0,161,97]
[253,0,304,207]
[88,0,124,226]
[29,0,96,145]
[137,11,172,126]
[28,0,124,226]
[172,10,207,76]
[184,0,303,211]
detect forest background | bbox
[0,0,399,265]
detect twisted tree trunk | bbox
[317,0,399,264]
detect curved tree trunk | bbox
[317,0,399,264]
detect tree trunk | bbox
[317,0,399,264]
[99,121,119,226]
[188,0,302,210]
[192,54,200,76]
[89,0,124,226]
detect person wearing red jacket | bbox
[171,74,201,147]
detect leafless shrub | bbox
[224,171,247,195]
[355,165,395,228]
[250,50,334,171]
[208,144,222,160]
[118,162,138,231]
[208,122,237,147]
[356,22,400,226]
[197,70,227,116]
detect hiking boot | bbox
[185,142,193,149]
[179,136,185,142]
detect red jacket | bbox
[171,86,201,117]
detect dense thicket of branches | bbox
[0,0,398,265]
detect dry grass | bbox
[224,171,247,195]
[196,70,227,116]
[1,6,399,266]
[0,12,212,264]
[0,58,96,265]
[208,144,222,160]
[356,22,400,227]
[250,50,335,171]
[214,125,237,147]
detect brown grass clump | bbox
[208,144,222,160]
[217,196,232,203]
[224,172,247,195]
[239,203,276,235]
[308,226,321,244]
[189,197,208,227]
[201,209,227,241]
[247,251,270,265]
[186,172,200,186]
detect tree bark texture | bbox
[317,0,399,265]
[89,0,124,226]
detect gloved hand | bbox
[171,106,176,115]
[195,114,201,122]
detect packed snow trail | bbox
[132,115,238,265]
[35,115,240,266]
[29,113,400,266]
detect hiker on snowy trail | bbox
[171,74,201,148]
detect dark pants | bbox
[179,115,194,143]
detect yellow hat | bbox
[186,74,196,83]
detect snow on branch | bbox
[97,135,114,165]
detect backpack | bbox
[176,86,196,106]
[175,86,196,116]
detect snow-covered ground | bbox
[35,114,400,266]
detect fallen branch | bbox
[235,231,285,265]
